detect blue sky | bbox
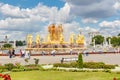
[0,0,120,41]
[0,0,65,8]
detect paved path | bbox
[0,53,120,65]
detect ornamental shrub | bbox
[53,63,70,68]
[83,62,115,69]
[34,58,39,65]
[4,63,14,71]
[77,53,83,68]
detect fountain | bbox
[26,24,85,54]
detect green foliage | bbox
[117,78,120,80]
[24,67,39,71]
[12,69,25,72]
[0,65,4,69]
[54,63,70,68]
[34,58,39,65]
[78,53,83,68]
[2,43,12,49]
[111,36,120,47]
[4,63,15,71]
[92,35,104,45]
[83,62,115,69]
[118,33,120,36]
[14,63,25,70]
[25,64,37,67]
[54,62,78,68]
[24,58,29,63]
[16,40,24,46]
[102,69,111,73]
[83,62,105,69]
[54,62,115,69]
[106,37,111,43]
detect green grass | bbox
[1,71,120,80]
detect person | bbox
[51,49,56,56]
[77,50,81,55]
[83,50,88,56]
[25,50,30,59]
[42,51,45,55]
[8,49,12,58]
[70,48,73,55]
[19,49,22,57]
[22,50,25,58]
[12,48,15,57]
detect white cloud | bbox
[0,2,71,40]
[0,1,119,41]
[63,22,80,41]
[84,26,97,32]
[113,2,120,10]
[99,20,120,36]
[99,20,120,28]
[0,4,25,18]
[65,0,117,19]
[82,18,98,23]
[57,3,70,23]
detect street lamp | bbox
[78,28,82,35]
[93,39,96,48]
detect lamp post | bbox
[108,38,111,47]
[78,28,82,35]
[93,39,96,48]
[14,40,16,48]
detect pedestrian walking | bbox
[19,49,22,57]
[12,48,15,57]
[70,48,73,55]
[8,49,12,58]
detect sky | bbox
[0,0,120,41]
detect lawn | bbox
[1,71,120,80]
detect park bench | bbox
[61,57,78,63]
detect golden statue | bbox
[47,33,51,43]
[69,33,74,44]
[27,34,33,48]
[81,35,84,44]
[76,34,84,44]
[59,33,64,44]
[48,24,56,41]
[36,34,40,47]
[48,24,64,43]
[57,24,63,40]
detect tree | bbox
[106,37,111,45]
[2,43,12,49]
[92,35,104,45]
[118,33,120,36]
[16,40,24,46]
[111,36,119,47]
[78,53,83,68]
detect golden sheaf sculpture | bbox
[76,34,84,44]
[27,34,33,48]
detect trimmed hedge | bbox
[4,63,15,71]
[12,69,25,72]
[54,62,78,68]
[53,62,116,69]
[83,62,115,69]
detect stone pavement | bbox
[0,53,120,65]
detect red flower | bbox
[2,74,11,80]
[0,73,2,77]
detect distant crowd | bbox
[8,49,31,59]
[6,47,120,59]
